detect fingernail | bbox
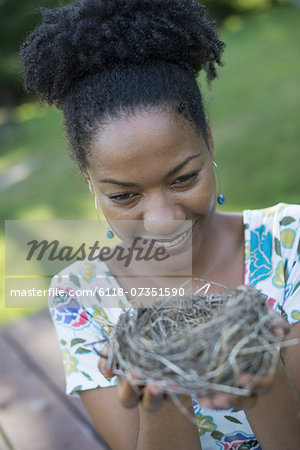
[167,383,179,394]
[100,361,111,374]
[272,328,284,337]
[149,385,163,396]
[198,398,211,409]
[130,370,143,380]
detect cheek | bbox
[92,184,120,219]
[97,197,142,240]
[98,199,122,222]
[189,171,216,213]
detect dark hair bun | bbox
[20,0,224,106]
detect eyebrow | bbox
[98,179,139,187]
[98,154,201,187]
[166,154,201,177]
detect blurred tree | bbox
[202,0,291,20]
[0,0,293,106]
[0,0,71,106]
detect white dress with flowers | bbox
[49,203,300,449]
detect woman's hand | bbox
[196,308,290,411]
[98,344,202,450]
[99,309,290,413]
[98,344,165,412]
[195,372,271,410]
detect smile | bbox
[143,227,193,253]
[152,230,189,247]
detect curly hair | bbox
[20,0,225,172]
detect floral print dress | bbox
[49,203,300,449]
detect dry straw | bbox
[107,285,290,397]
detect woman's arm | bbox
[80,386,201,450]
[245,322,300,450]
[81,350,201,450]
[136,395,201,450]
[80,387,139,450]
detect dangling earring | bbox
[106,229,114,239]
[217,193,226,205]
[94,196,115,239]
[212,161,226,205]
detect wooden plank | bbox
[0,334,108,450]
[3,310,97,425]
[4,310,74,386]
[0,421,14,450]
[0,310,110,450]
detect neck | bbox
[192,212,245,287]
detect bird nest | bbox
[107,285,289,397]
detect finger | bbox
[237,372,273,394]
[97,344,114,378]
[237,373,254,387]
[118,377,141,408]
[197,393,234,410]
[269,310,290,337]
[230,394,258,410]
[252,374,275,393]
[197,391,258,410]
[196,396,218,409]
[141,384,164,412]
[98,359,114,378]
[164,383,180,401]
[165,383,180,395]
[210,392,234,409]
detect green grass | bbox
[1,5,299,326]
[200,6,300,210]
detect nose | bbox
[143,197,186,235]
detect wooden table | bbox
[0,310,110,449]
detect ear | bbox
[205,118,215,162]
[84,171,95,197]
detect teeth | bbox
[154,230,188,248]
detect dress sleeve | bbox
[277,206,300,324]
[244,203,300,325]
[48,272,118,397]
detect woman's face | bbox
[86,109,216,264]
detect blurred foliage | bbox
[0,3,299,325]
[0,0,294,106]
[202,0,292,20]
[0,0,72,106]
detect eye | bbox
[108,193,139,204]
[171,170,200,186]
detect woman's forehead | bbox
[88,109,206,170]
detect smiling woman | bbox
[19,0,300,449]
[88,110,217,275]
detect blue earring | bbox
[217,194,226,205]
[94,196,114,238]
[212,161,226,206]
[106,230,114,239]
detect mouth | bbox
[143,227,193,253]
[152,229,189,246]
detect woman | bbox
[20,0,300,448]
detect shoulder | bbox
[50,258,113,293]
[48,258,120,310]
[243,203,300,231]
[214,211,244,246]
[243,203,300,258]
[243,202,300,261]
[51,258,112,284]
[243,204,300,323]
